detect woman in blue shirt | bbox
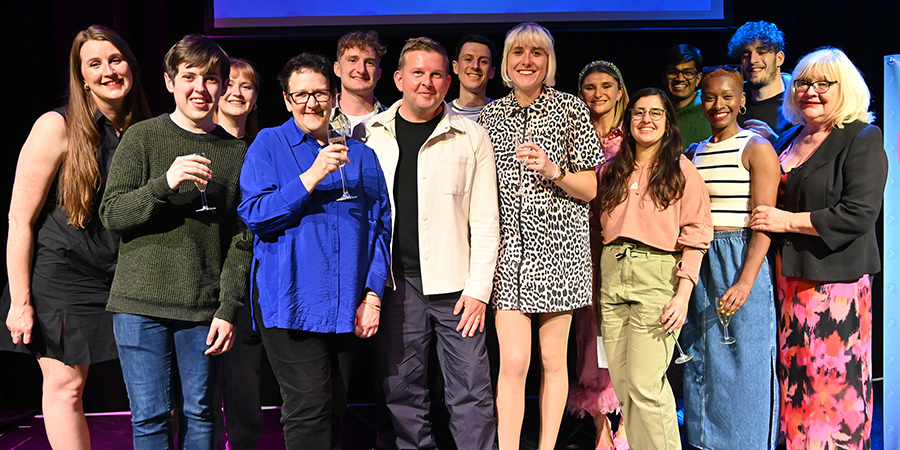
[237,53,391,450]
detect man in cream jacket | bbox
[356,36,499,450]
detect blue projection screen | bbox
[212,0,726,28]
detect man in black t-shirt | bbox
[729,21,793,145]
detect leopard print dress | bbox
[479,86,604,313]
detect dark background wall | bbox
[1,0,896,414]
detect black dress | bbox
[0,108,120,365]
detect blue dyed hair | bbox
[727,21,786,59]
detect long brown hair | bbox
[62,25,150,228]
[596,87,685,212]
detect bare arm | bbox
[6,113,67,344]
[518,142,597,202]
[721,137,780,314]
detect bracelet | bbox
[550,164,566,182]
[363,299,381,311]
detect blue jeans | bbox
[114,313,218,450]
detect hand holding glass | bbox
[194,152,215,212]
[325,125,356,201]
[716,296,736,344]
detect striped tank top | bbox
[692,130,754,227]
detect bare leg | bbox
[494,310,532,450]
[594,413,614,448]
[536,311,573,450]
[38,357,90,450]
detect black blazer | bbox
[775,120,887,282]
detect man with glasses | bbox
[237,52,392,449]
[357,37,499,450]
[728,21,792,144]
[661,44,711,150]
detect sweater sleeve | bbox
[237,129,313,240]
[675,157,713,284]
[99,125,178,233]
[214,223,252,323]
[809,125,887,250]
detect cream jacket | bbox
[356,101,499,302]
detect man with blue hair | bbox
[728,21,792,144]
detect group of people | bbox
[1,18,884,450]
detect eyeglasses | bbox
[632,108,666,121]
[793,80,838,94]
[701,64,740,74]
[666,68,700,80]
[288,90,332,105]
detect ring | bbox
[13,334,21,339]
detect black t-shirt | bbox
[738,91,792,146]
[393,109,442,278]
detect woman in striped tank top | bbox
[682,66,782,449]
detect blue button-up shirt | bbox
[238,118,391,333]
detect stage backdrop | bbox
[883,54,900,450]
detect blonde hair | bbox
[62,25,150,228]
[500,22,557,88]
[783,47,874,128]
[227,57,261,137]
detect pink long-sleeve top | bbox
[598,154,713,285]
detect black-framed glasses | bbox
[288,90,332,105]
[702,64,740,74]
[793,80,838,94]
[666,68,700,80]
[632,108,666,121]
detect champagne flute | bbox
[513,125,533,196]
[716,296,736,345]
[194,152,216,212]
[327,118,356,202]
[669,331,693,364]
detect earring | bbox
[83,84,90,91]
[739,105,747,115]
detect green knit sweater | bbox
[99,114,251,323]
[677,92,712,150]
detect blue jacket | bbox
[239,118,391,333]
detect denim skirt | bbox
[681,229,779,449]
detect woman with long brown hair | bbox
[595,87,712,449]
[2,25,149,449]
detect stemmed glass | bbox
[716,296,736,345]
[194,152,216,212]
[513,125,533,197]
[669,332,693,364]
[327,116,356,202]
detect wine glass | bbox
[327,117,356,202]
[716,296,736,345]
[669,331,693,364]
[512,125,533,197]
[194,152,216,212]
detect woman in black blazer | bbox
[750,47,886,450]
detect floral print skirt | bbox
[776,257,872,450]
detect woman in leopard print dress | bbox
[478,22,604,450]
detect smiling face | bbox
[702,74,745,131]
[334,45,382,96]
[218,67,258,121]
[630,94,668,151]
[580,71,622,119]
[284,69,333,141]
[794,71,840,126]
[80,39,133,107]
[165,62,222,133]
[739,41,784,91]
[664,60,701,103]
[395,50,451,122]
[452,42,495,95]
[507,42,548,98]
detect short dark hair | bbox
[662,44,703,71]
[454,34,496,65]
[727,21,786,59]
[337,30,387,66]
[164,34,230,82]
[277,53,337,94]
